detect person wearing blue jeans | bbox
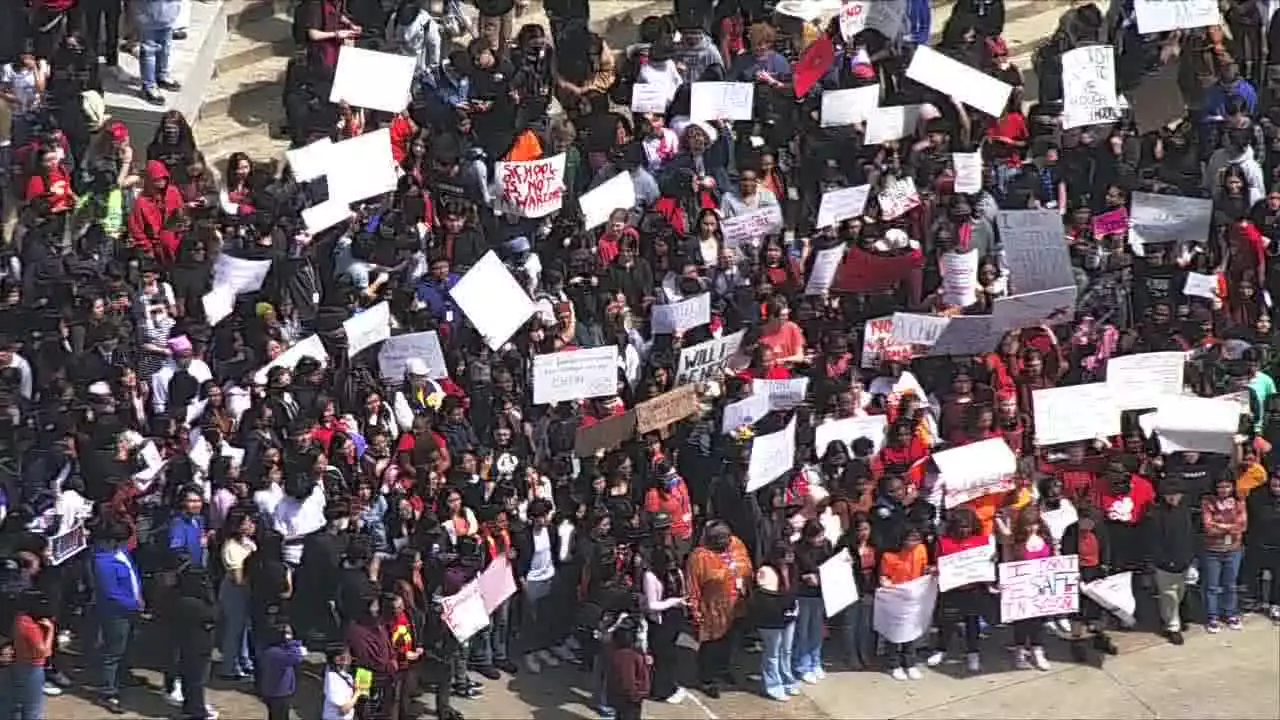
[793,524,833,684]
[132,0,183,104]
[91,522,145,714]
[1202,478,1248,632]
[753,541,799,701]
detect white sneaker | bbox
[1013,648,1031,670]
[966,652,981,673]
[42,683,63,697]
[890,667,908,681]
[813,667,826,680]
[1031,647,1051,671]
[925,651,945,667]
[664,687,687,704]
[56,630,71,648]
[537,648,561,667]
[552,643,577,661]
[800,671,820,685]
[524,653,542,674]
[1053,618,1073,635]
[906,666,923,680]
[204,704,219,720]
[1269,605,1280,621]
[166,682,185,707]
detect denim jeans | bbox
[137,23,173,90]
[218,578,253,675]
[95,613,134,697]
[521,577,554,652]
[0,664,45,720]
[758,623,796,698]
[839,599,875,669]
[793,596,825,676]
[469,597,511,667]
[1202,550,1244,622]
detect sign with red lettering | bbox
[998,554,1080,622]
[494,154,567,218]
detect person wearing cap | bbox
[1144,475,1197,645]
[149,334,212,416]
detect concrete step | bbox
[215,11,294,75]
[202,49,290,121]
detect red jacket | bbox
[128,161,184,266]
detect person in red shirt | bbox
[644,461,694,557]
[24,145,76,214]
[1098,458,1156,569]
[11,589,56,720]
[929,506,992,672]
[128,160,184,266]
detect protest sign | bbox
[1062,46,1119,128]
[999,554,1080,623]
[441,580,489,642]
[928,315,1003,357]
[752,378,809,412]
[254,334,328,385]
[722,206,784,248]
[861,316,907,368]
[878,177,920,220]
[1183,272,1219,300]
[286,137,332,182]
[1081,572,1137,627]
[816,185,870,228]
[814,415,887,455]
[1129,192,1213,249]
[998,210,1075,295]
[343,302,391,357]
[1091,207,1129,237]
[805,245,845,295]
[495,154,567,218]
[992,286,1078,331]
[722,393,770,434]
[933,438,1017,506]
[635,386,700,435]
[838,0,906,38]
[689,81,755,121]
[889,312,950,347]
[579,172,636,230]
[1105,352,1186,410]
[325,129,399,204]
[820,549,859,617]
[630,82,672,114]
[330,45,416,113]
[1134,0,1219,34]
[478,556,518,614]
[839,0,869,38]
[212,254,272,295]
[939,249,979,307]
[938,539,997,592]
[863,105,921,145]
[1032,383,1120,446]
[378,331,447,380]
[1146,395,1242,455]
[873,575,938,644]
[50,522,88,566]
[532,346,619,406]
[907,45,1012,117]
[953,152,982,193]
[676,331,745,385]
[652,293,711,335]
[302,199,352,233]
[451,251,537,350]
[746,417,797,492]
[821,86,879,127]
[202,286,235,327]
[575,411,637,456]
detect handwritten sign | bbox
[1032,383,1120,446]
[378,331,447,380]
[441,580,489,642]
[1092,208,1129,237]
[676,331,744,385]
[635,385,700,435]
[1146,395,1242,455]
[722,206,784,249]
[878,176,920,220]
[1134,0,1220,34]
[992,286,1078,331]
[478,556,518,614]
[746,416,797,492]
[933,438,1017,506]
[805,245,844,295]
[998,210,1074,295]
[938,539,997,592]
[495,154,567,218]
[721,393,770,434]
[752,378,809,412]
[575,411,637,456]
[532,346,619,406]
[50,522,88,566]
[651,293,711,335]
[821,86,880,127]
[861,316,908,368]
[939,249,979,307]
[689,81,754,121]
[1062,45,1119,128]
[889,312,950,346]
[839,0,869,38]
[816,185,870,229]
[953,152,982,193]
[820,549,859,617]
[999,554,1080,623]
[1183,272,1219,300]
[1105,351,1186,410]
[630,82,672,114]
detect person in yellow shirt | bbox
[1236,447,1267,497]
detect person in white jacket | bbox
[1204,129,1267,206]
[392,358,446,433]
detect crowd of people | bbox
[0,0,1278,718]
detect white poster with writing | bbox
[330,45,416,113]
[814,415,887,455]
[906,45,1012,117]
[816,185,871,229]
[630,82,672,114]
[873,575,938,644]
[1183,272,1219,300]
[889,312,950,347]
[722,206,784,249]
[1032,383,1121,446]
[451,251,537,351]
[999,555,1080,623]
[878,176,920,220]
[722,392,771,434]
[676,331,745,385]
[939,249,980,307]
[819,549,859,617]
[495,154,567,218]
[1146,395,1242,455]
[212,254,272,295]
[689,81,755,121]
[992,286,1078,330]
[953,152,982,193]
[1134,0,1220,34]
[805,246,845,295]
[752,378,809,412]
[652,293,712,335]
[579,171,637,230]
[441,580,489,643]
[861,316,903,368]
[746,417,797,492]
[1105,352,1186,410]
[532,346,619,406]
[997,209,1075,295]
[1081,572,1137,627]
[933,438,1017,506]
[1129,192,1213,248]
[378,331,447,380]
[821,85,880,127]
[938,539,997,592]
[1062,45,1119,128]
[343,302,392,357]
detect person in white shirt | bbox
[517,499,573,673]
[0,341,33,400]
[321,647,359,720]
[150,336,213,415]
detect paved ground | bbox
[42,615,1279,719]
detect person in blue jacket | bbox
[168,486,208,567]
[91,519,145,714]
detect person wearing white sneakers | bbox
[514,499,564,674]
[999,506,1055,672]
[879,525,931,681]
[930,507,991,674]
[638,543,689,704]
[793,521,833,686]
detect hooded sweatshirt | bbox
[128,160,184,266]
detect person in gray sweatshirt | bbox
[132,0,183,104]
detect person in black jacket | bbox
[792,520,832,685]
[172,565,217,720]
[1243,474,1280,618]
[1143,478,1198,645]
[1061,504,1118,664]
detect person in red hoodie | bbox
[1098,457,1156,570]
[23,144,76,214]
[128,160,184,266]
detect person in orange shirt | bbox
[8,589,56,720]
[644,462,694,559]
[878,525,930,681]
